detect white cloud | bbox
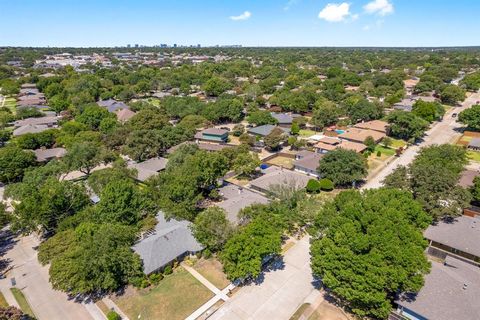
[364,0,394,16]
[318,3,352,22]
[363,25,371,31]
[229,11,252,21]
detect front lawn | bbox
[374,145,396,157]
[113,267,213,320]
[389,138,407,149]
[468,151,480,163]
[299,129,317,137]
[193,258,230,289]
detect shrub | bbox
[163,265,173,275]
[306,179,321,193]
[149,273,163,285]
[376,150,382,157]
[107,310,121,320]
[203,248,212,259]
[319,178,334,191]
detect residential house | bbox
[314,137,367,154]
[97,99,130,113]
[13,124,50,136]
[216,184,269,224]
[14,116,59,128]
[247,124,289,138]
[270,112,301,128]
[20,83,37,89]
[338,128,386,144]
[394,214,480,320]
[353,120,389,134]
[293,150,323,177]
[393,98,415,112]
[194,128,228,143]
[248,166,311,194]
[34,147,66,162]
[128,157,168,182]
[132,211,203,274]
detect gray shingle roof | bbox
[247,125,289,137]
[217,184,270,223]
[270,112,299,124]
[14,116,59,128]
[468,138,480,148]
[293,152,323,171]
[13,124,50,136]
[249,167,311,193]
[424,215,480,257]
[128,157,168,182]
[132,212,203,274]
[34,147,66,162]
[97,99,130,113]
[396,256,480,320]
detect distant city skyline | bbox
[1,0,479,47]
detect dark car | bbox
[452,113,457,118]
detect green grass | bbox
[10,288,35,317]
[298,129,317,137]
[375,145,396,156]
[468,151,480,163]
[113,267,213,320]
[389,138,407,149]
[0,291,8,308]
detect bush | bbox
[149,273,163,285]
[203,248,212,259]
[163,265,173,275]
[376,150,382,157]
[306,179,321,193]
[107,310,121,320]
[319,178,334,191]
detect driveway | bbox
[363,91,480,189]
[0,234,98,320]
[209,236,316,320]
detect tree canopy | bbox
[317,148,368,187]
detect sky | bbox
[0,0,479,47]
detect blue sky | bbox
[0,0,479,47]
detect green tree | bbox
[221,218,282,280]
[386,110,429,141]
[0,146,36,183]
[264,127,286,151]
[363,136,376,153]
[192,207,234,251]
[232,152,261,177]
[470,176,480,204]
[310,189,431,319]
[232,124,245,137]
[317,149,367,187]
[412,100,445,123]
[203,77,232,97]
[75,104,115,130]
[247,111,277,126]
[439,84,465,105]
[458,104,480,130]
[306,179,321,193]
[64,141,107,175]
[311,100,340,129]
[290,122,300,135]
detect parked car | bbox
[452,113,457,118]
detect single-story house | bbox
[424,215,480,263]
[194,128,228,143]
[314,137,367,154]
[97,99,130,113]
[34,147,66,162]
[293,151,323,177]
[249,166,311,194]
[467,138,480,151]
[132,211,204,274]
[247,124,289,138]
[217,184,270,224]
[17,97,46,107]
[20,83,37,89]
[13,124,50,136]
[115,108,136,122]
[14,116,59,128]
[395,256,480,320]
[338,128,386,144]
[270,112,301,128]
[128,157,168,182]
[353,120,389,134]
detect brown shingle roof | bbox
[338,128,386,143]
[354,120,389,133]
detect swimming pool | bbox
[335,129,345,134]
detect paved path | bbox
[363,91,480,189]
[209,236,315,320]
[0,233,100,320]
[182,263,234,320]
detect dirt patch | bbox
[308,300,352,320]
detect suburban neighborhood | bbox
[1,1,480,320]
